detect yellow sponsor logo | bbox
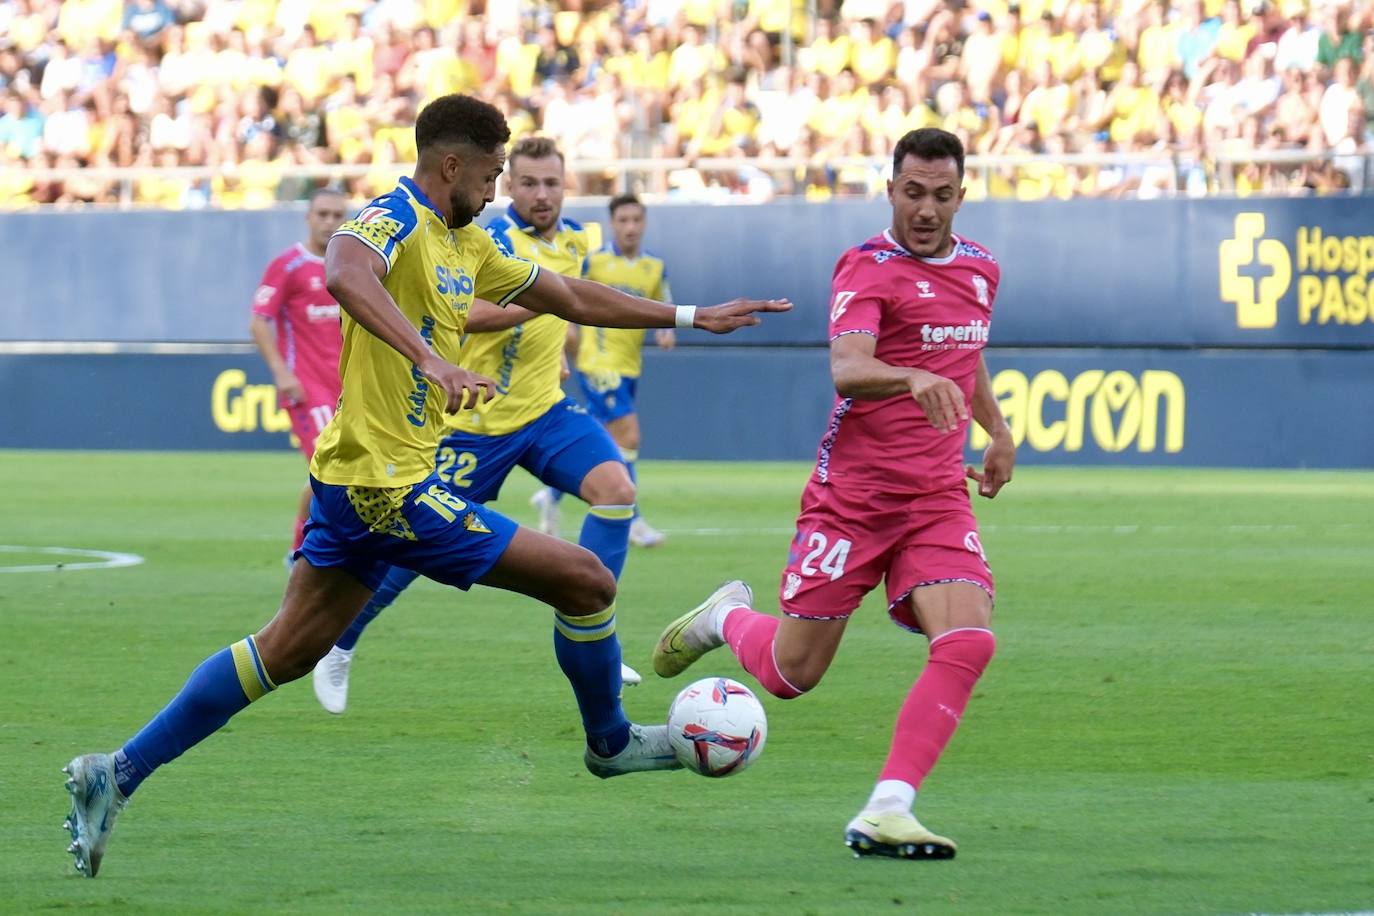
[211,369,291,433]
[970,369,1185,454]
[1219,213,1291,328]
[1220,214,1374,328]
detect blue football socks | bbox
[553,605,630,757]
[579,504,633,579]
[113,637,275,797]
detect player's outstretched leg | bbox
[477,527,678,777]
[657,584,849,705]
[313,565,421,714]
[652,580,753,677]
[61,563,371,877]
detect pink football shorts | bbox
[778,478,994,633]
[287,400,335,460]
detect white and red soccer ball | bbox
[667,677,768,777]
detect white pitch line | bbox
[0,545,145,573]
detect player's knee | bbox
[561,554,618,618]
[775,661,824,696]
[773,648,828,695]
[587,477,636,507]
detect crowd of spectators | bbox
[1,0,1372,206]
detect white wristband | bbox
[674,305,697,329]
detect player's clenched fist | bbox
[907,369,968,434]
[694,298,793,334]
[421,357,496,412]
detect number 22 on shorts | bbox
[800,531,851,581]
[436,447,478,488]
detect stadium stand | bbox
[0,0,1370,206]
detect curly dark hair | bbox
[892,128,965,178]
[415,94,510,155]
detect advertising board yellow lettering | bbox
[971,369,1184,454]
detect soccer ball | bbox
[667,677,768,777]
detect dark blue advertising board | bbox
[2,348,1370,468]
[6,198,1372,348]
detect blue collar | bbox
[611,242,642,260]
[400,176,446,223]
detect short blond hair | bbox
[509,135,564,172]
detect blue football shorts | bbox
[433,396,624,504]
[574,370,638,424]
[298,471,519,592]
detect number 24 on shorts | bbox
[800,532,851,581]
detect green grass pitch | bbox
[1,451,1371,915]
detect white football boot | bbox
[63,752,128,878]
[529,488,561,538]
[312,646,354,714]
[628,517,667,548]
[844,812,957,860]
[583,724,683,778]
[652,580,753,678]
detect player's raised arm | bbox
[830,332,968,433]
[325,234,494,411]
[512,270,791,334]
[965,354,1015,498]
[463,298,538,332]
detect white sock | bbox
[862,779,915,816]
[709,603,746,640]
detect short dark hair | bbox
[608,193,643,216]
[892,128,965,178]
[415,94,510,156]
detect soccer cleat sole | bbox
[62,763,94,876]
[844,828,957,861]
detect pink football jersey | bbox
[814,230,999,494]
[251,243,343,407]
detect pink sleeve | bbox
[251,255,290,320]
[827,250,883,341]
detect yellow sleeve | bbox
[474,231,541,306]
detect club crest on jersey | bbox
[972,274,990,306]
[915,280,935,299]
[783,573,802,600]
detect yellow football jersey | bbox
[576,246,672,379]
[446,206,593,436]
[310,177,540,487]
